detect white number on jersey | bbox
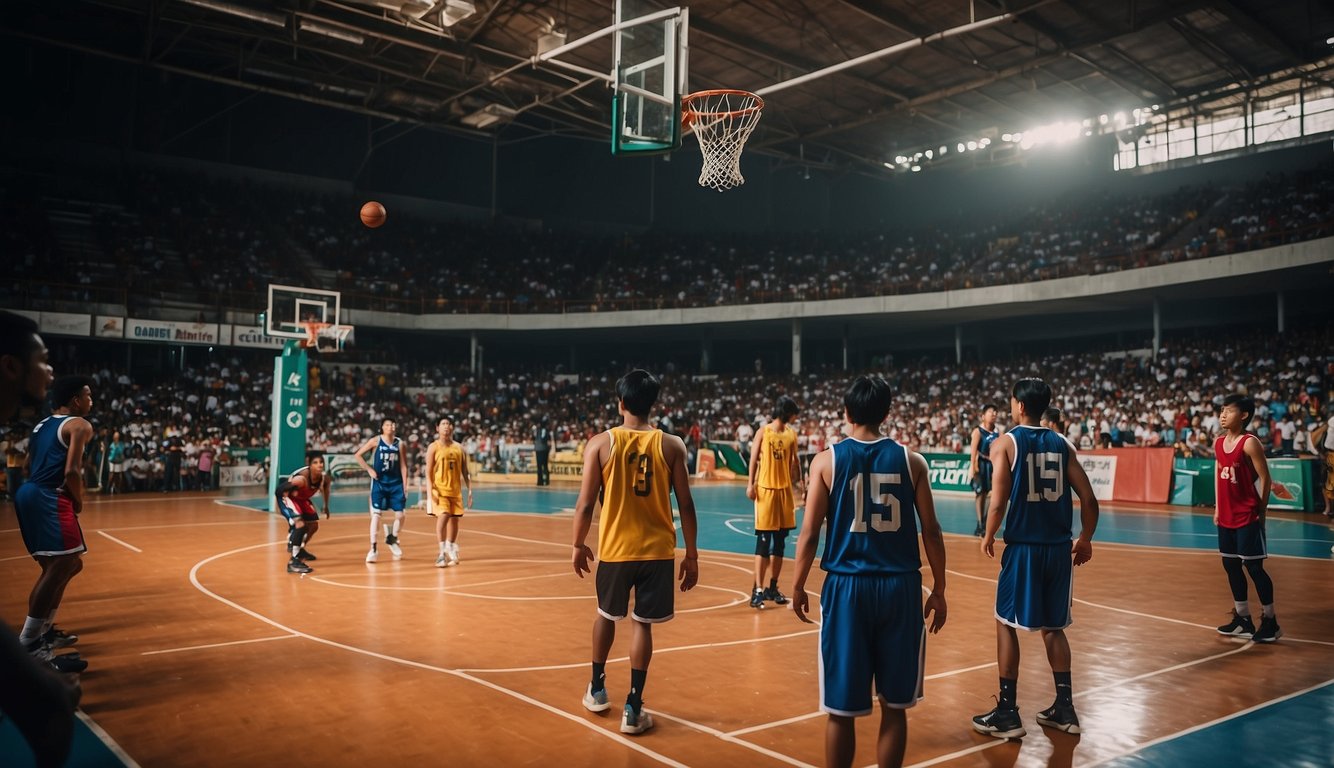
[1024,451,1064,502]
[848,472,902,533]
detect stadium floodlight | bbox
[957,142,965,152]
[910,165,921,172]
[967,140,977,151]
[179,0,285,27]
[939,145,947,155]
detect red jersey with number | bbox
[290,466,323,515]
[1214,434,1261,528]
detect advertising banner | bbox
[229,324,288,350]
[922,453,973,493]
[39,312,90,337]
[95,316,124,338]
[1268,458,1317,512]
[1078,454,1118,501]
[268,347,308,508]
[126,318,220,345]
[219,464,267,488]
[1082,448,1174,503]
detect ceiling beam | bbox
[1211,0,1305,63]
[1166,17,1254,82]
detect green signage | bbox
[923,453,973,493]
[267,343,308,510]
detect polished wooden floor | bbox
[2,485,1332,768]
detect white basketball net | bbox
[685,91,764,192]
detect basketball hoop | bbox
[682,89,764,192]
[298,322,329,350]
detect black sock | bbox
[590,662,606,693]
[1053,671,1072,706]
[768,579,778,590]
[999,677,1017,709]
[627,668,647,711]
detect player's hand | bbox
[923,591,947,633]
[368,469,379,481]
[678,556,698,591]
[981,534,997,558]
[792,588,813,623]
[466,491,474,510]
[322,507,330,519]
[1072,537,1093,566]
[745,485,757,501]
[572,543,594,578]
[1212,510,1219,525]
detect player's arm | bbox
[969,426,981,476]
[320,472,331,518]
[353,438,378,479]
[63,418,94,515]
[909,451,947,633]
[461,449,473,508]
[423,443,439,508]
[1243,435,1271,518]
[982,434,1015,557]
[745,427,763,500]
[1065,443,1099,566]
[274,474,304,505]
[663,434,699,591]
[791,449,831,623]
[399,443,409,487]
[788,436,804,504]
[570,432,609,578]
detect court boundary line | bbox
[75,709,141,768]
[1083,678,1334,767]
[96,531,142,553]
[142,634,299,656]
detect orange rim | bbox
[682,89,764,124]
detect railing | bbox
[7,220,1331,320]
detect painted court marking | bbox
[96,531,142,553]
[142,634,300,656]
[76,710,142,768]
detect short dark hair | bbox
[616,369,661,418]
[844,376,893,427]
[305,449,325,462]
[0,311,41,359]
[1222,393,1255,422]
[50,376,91,408]
[1013,378,1052,417]
[772,395,799,421]
[1042,407,1062,424]
[981,403,997,414]
[381,418,395,427]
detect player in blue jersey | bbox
[791,375,947,768]
[970,404,1000,537]
[972,378,1099,739]
[354,418,410,563]
[14,376,95,678]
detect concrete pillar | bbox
[470,332,480,376]
[1277,290,1286,333]
[841,325,849,371]
[955,324,963,364]
[1152,298,1161,360]
[700,336,713,374]
[791,319,802,375]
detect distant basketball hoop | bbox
[299,321,353,353]
[682,89,764,192]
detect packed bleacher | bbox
[3,158,1331,316]
[3,328,1327,497]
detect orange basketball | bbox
[360,201,386,228]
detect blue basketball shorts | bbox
[1218,519,1267,560]
[15,485,87,557]
[994,541,1073,631]
[370,481,406,512]
[819,571,925,716]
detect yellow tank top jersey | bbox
[756,424,796,490]
[598,427,677,562]
[430,442,467,498]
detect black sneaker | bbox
[385,532,399,547]
[42,626,79,649]
[287,558,313,574]
[48,654,88,674]
[1217,610,1255,638]
[763,586,790,605]
[972,703,1026,739]
[749,588,765,609]
[1252,616,1283,643]
[1036,702,1081,734]
[973,524,984,537]
[296,548,317,561]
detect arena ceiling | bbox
[7,0,1334,174]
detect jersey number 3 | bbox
[849,473,902,533]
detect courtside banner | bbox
[1082,448,1174,503]
[39,311,90,337]
[229,324,288,350]
[922,453,972,493]
[95,316,124,338]
[219,464,266,487]
[1078,454,1118,501]
[126,318,220,345]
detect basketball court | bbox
[2,483,1331,767]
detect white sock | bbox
[370,515,381,544]
[1261,603,1275,619]
[1234,601,1250,617]
[439,542,447,554]
[449,542,458,556]
[19,616,44,646]
[393,516,403,536]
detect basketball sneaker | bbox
[620,704,654,735]
[25,640,88,674]
[1252,616,1283,643]
[972,701,1026,739]
[385,527,403,559]
[366,544,378,563]
[435,553,447,568]
[763,586,789,605]
[1036,702,1081,734]
[1216,610,1255,638]
[582,684,611,713]
[42,626,79,649]
[296,548,317,561]
[447,548,460,567]
[287,558,313,574]
[749,587,765,609]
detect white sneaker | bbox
[582,684,611,713]
[435,553,447,568]
[365,545,378,563]
[620,704,654,735]
[448,549,460,566]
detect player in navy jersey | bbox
[14,376,96,678]
[791,376,947,768]
[354,418,409,563]
[970,404,1000,537]
[973,378,1099,739]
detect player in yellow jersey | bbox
[746,395,803,609]
[571,369,699,736]
[424,418,472,568]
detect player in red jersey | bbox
[1212,394,1280,643]
[274,451,332,574]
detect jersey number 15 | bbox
[1024,452,1064,502]
[849,473,902,533]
